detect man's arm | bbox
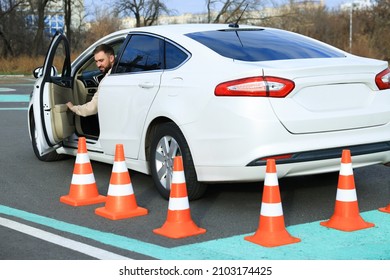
[66,92,99,117]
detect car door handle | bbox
[138,82,154,89]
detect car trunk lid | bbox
[261,57,390,134]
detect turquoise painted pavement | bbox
[0,205,389,260]
[0,93,29,110]
[0,94,30,102]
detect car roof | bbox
[105,23,263,39]
[131,23,260,34]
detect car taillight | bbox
[215,76,295,97]
[375,68,390,90]
[259,154,293,161]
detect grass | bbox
[0,56,46,75]
[0,54,80,75]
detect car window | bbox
[75,39,125,87]
[115,35,189,74]
[186,29,346,62]
[80,40,125,75]
[165,41,188,69]
[116,35,163,73]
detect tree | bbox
[63,0,85,50]
[114,0,169,27]
[27,0,52,56]
[206,0,264,23]
[64,0,71,47]
[1,0,390,64]
[260,1,350,52]
[82,6,122,48]
[365,0,390,60]
[69,0,89,52]
[0,0,24,57]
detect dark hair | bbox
[93,44,114,56]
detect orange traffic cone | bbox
[320,149,374,231]
[379,203,390,214]
[244,159,300,247]
[95,144,148,220]
[60,137,106,206]
[153,156,206,239]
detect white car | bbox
[28,24,390,200]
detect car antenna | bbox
[228,3,249,28]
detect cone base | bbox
[153,220,206,239]
[320,216,374,232]
[60,195,106,206]
[378,206,390,214]
[244,229,301,248]
[95,206,148,220]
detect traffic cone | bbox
[320,149,374,231]
[153,156,206,239]
[60,137,106,206]
[379,203,390,214]
[244,159,300,247]
[95,144,148,220]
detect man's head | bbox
[93,44,115,74]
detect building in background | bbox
[23,0,84,37]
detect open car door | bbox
[31,32,75,158]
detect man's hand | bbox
[66,102,74,110]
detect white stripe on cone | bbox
[336,189,357,202]
[71,173,96,185]
[168,197,190,211]
[75,153,90,164]
[264,172,278,187]
[260,202,283,217]
[172,170,185,184]
[112,161,128,173]
[107,184,134,196]
[339,163,353,176]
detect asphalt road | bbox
[1,76,390,263]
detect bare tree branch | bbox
[114,0,169,27]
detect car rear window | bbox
[186,28,346,62]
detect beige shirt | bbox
[69,69,111,117]
[70,93,98,117]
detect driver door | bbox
[32,32,75,156]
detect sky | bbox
[161,0,347,14]
[86,0,348,17]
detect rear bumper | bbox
[196,149,390,183]
[247,141,390,166]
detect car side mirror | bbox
[33,66,58,78]
[33,67,43,78]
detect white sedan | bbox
[28,24,390,200]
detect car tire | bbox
[29,110,65,162]
[149,122,207,201]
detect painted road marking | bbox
[0,94,29,110]
[0,108,28,111]
[0,205,389,260]
[0,216,130,260]
[0,88,16,92]
[0,83,34,86]
[0,94,30,102]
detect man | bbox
[66,44,115,116]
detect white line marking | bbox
[0,216,131,260]
[0,88,16,92]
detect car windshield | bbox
[186,28,346,62]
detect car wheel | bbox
[29,110,65,162]
[149,122,207,200]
